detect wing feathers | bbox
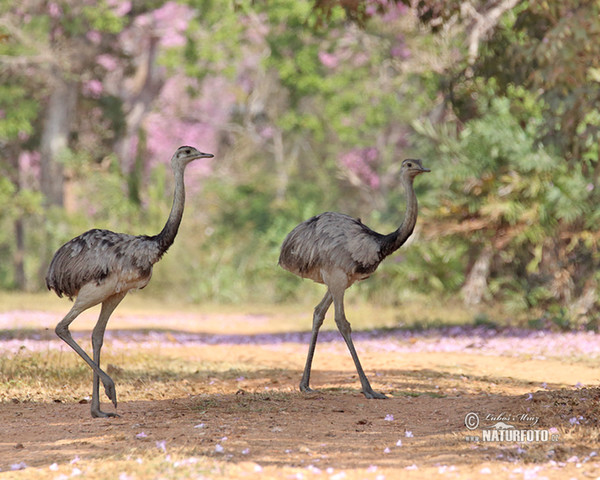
[46,229,160,299]
[279,212,384,283]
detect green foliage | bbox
[0,173,44,289]
[81,1,128,34]
[1,0,598,329]
[414,85,600,323]
[182,179,321,304]
[261,0,405,148]
[466,1,600,164]
[0,85,38,140]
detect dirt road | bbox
[1,308,599,478]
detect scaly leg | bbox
[54,285,119,412]
[331,285,387,399]
[91,292,126,418]
[299,291,332,393]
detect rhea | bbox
[279,158,430,399]
[46,146,214,417]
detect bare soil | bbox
[1,307,600,478]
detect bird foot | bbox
[91,409,120,418]
[299,384,319,394]
[363,389,387,399]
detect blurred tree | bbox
[474,1,600,166]
[323,0,600,322]
[0,30,42,288]
[0,0,219,288]
[408,1,600,323]
[0,0,595,325]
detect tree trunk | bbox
[39,74,77,208]
[7,144,26,290]
[461,245,493,306]
[38,74,77,285]
[113,35,163,203]
[568,278,598,327]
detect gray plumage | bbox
[46,146,213,418]
[279,212,386,283]
[279,158,430,399]
[46,230,159,300]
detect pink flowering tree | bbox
[0,0,211,287]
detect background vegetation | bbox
[0,0,598,328]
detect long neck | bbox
[381,174,419,258]
[154,164,187,258]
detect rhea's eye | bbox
[406,162,412,168]
[185,149,191,154]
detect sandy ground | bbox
[1,307,600,479]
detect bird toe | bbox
[92,409,120,418]
[363,390,387,400]
[299,384,318,394]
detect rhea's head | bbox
[400,158,430,178]
[171,146,214,169]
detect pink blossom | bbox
[107,0,132,17]
[144,74,231,179]
[391,35,411,59]
[86,30,102,45]
[83,79,103,98]
[258,125,274,140]
[97,54,119,72]
[365,3,378,16]
[390,45,410,59]
[318,51,339,69]
[160,31,186,49]
[19,150,41,182]
[153,1,191,48]
[365,0,408,20]
[243,13,269,44]
[132,13,151,29]
[351,52,369,68]
[339,147,381,189]
[48,2,61,18]
[381,1,408,22]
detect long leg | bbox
[91,292,126,418]
[300,291,333,393]
[330,284,387,399]
[54,286,119,410]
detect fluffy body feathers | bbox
[279,212,386,284]
[278,158,430,399]
[47,146,213,418]
[46,229,160,299]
